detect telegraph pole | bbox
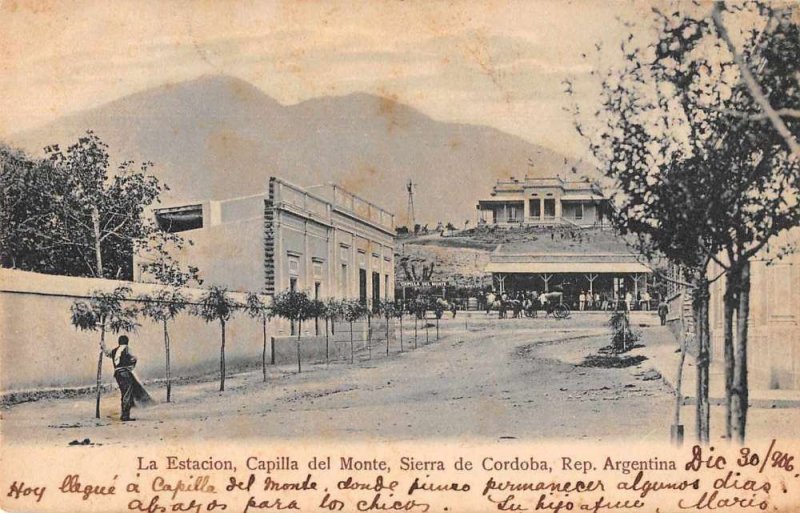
[406,179,416,229]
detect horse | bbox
[539,291,564,317]
[434,298,457,318]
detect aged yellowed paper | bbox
[2,1,799,512]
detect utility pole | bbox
[406,179,416,229]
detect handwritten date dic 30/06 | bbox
[4,441,798,513]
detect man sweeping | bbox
[103,335,154,421]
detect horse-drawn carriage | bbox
[540,291,571,319]
[485,291,571,319]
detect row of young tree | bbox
[573,1,799,443]
[70,287,434,419]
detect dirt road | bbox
[0,316,669,446]
[2,315,794,447]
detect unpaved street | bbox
[1,315,794,447]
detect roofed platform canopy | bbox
[485,238,654,309]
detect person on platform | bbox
[579,292,586,311]
[539,293,549,318]
[103,335,153,421]
[658,299,669,326]
[641,291,651,311]
[485,291,496,315]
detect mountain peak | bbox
[11,76,581,224]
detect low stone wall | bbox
[271,321,394,365]
[272,336,329,365]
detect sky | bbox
[0,0,666,158]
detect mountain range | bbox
[10,74,591,225]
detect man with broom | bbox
[103,335,154,421]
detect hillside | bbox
[9,74,594,224]
[395,225,638,287]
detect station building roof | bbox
[485,239,652,275]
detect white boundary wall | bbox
[0,269,268,393]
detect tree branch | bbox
[711,2,800,159]
[711,106,800,120]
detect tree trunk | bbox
[325,317,330,365]
[349,321,354,364]
[673,333,688,445]
[262,318,268,382]
[722,266,739,440]
[400,316,404,352]
[414,316,418,349]
[367,314,372,359]
[386,317,390,356]
[164,320,172,403]
[436,317,440,340]
[693,276,711,444]
[732,260,751,443]
[95,328,105,419]
[219,319,226,392]
[297,320,302,373]
[91,206,104,278]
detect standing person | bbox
[103,335,153,421]
[658,299,669,326]
[624,291,633,312]
[579,291,586,311]
[594,292,601,311]
[641,291,651,311]
[539,293,549,318]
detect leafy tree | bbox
[701,1,799,442]
[377,300,397,356]
[324,299,344,363]
[572,0,799,442]
[245,292,273,382]
[0,145,59,272]
[140,289,187,402]
[394,302,405,352]
[271,290,314,372]
[194,286,238,391]
[308,298,326,337]
[0,132,198,283]
[342,300,368,364]
[608,310,638,353]
[70,286,139,418]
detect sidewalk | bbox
[635,326,800,408]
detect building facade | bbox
[476,176,607,227]
[137,177,396,305]
[667,229,800,391]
